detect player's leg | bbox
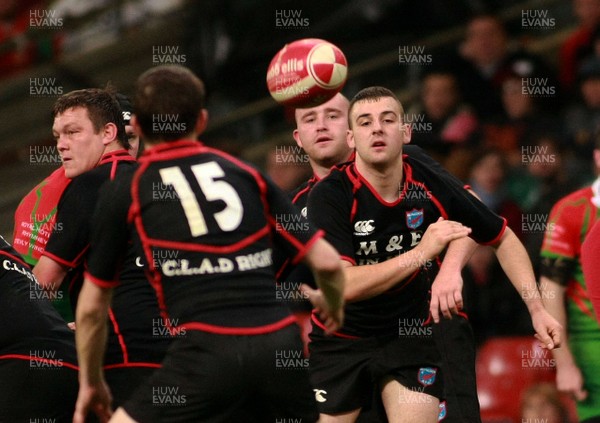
[381,377,439,423]
[109,407,138,423]
[432,315,481,422]
[307,325,374,420]
[319,409,362,422]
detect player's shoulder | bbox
[553,185,593,211]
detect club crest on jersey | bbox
[418,367,437,386]
[438,400,447,421]
[406,209,424,229]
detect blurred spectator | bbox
[0,0,60,77]
[521,383,572,423]
[464,149,531,343]
[563,55,600,177]
[408,68,480,180]
[450,14,560,121]
[559,0,600,92]
[483,70,561,168]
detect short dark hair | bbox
[134,65,206,142]
[348,86,404,128]
[52,88,129,149]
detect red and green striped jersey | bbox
[12,168,71,266]
[540,179,600,337]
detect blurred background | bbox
[0,1,596,421]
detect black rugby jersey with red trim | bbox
[86,139,323,335]
[43,150,169,367]
[275,145,470,285]
[308,155,506,338]
[0,236,77,368]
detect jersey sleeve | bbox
[264,175,322,265]
[582,221,600,317]
[409,157,507,245]
[539,197,579,285]
[306,176,355,264]
[85,173,133,288]
[43,173,104,268]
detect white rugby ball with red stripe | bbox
[267,38,348,108]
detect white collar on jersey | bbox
[592,176,600,209]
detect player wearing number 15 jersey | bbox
[73,65,345,423]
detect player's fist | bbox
[300,284,344,334]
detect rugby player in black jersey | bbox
[305,87,562,422]
[31,88,170,409]
[73,64,345,423]
[0,235,78,422]
[281,92,482,422]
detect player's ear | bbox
[102,122,119,146]
[402,123,412,145]
[292,129,303,148]
[346,129,355,149]
[195,109,209,135]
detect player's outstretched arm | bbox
[430,236,478,323]
[73,279,114,423]
[301,238,345,333]
[343,218,471,302]
[540,276,588,401]
[492,227,562,349]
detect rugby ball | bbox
[266,38,348,108]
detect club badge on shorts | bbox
[406,208,424,229]
[418,367,437,386]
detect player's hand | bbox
[416,218,471,260]
[556,361,588,401]
[530,307,562,350]
[300,284,344,334]
[430,269,463,323]
[73,380,113,423]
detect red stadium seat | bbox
[476,336,576,422]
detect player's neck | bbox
[355,157,404,202]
